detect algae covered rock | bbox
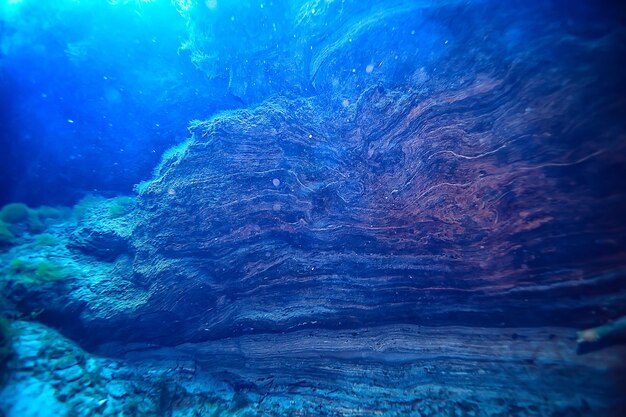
[68,196,136,262]
[69,229,132,262]
[127,64,626,345]
[0,203,30,224]
[0,203,72,249]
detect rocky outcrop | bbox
[0,321,222,417]
[69,228,132,262]
[4,321,625,417]
[68,197,136,262]
[128,36,626,344]
[2,0,621,355]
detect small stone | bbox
[100,367,115,381]
[54,364,84,382]
[85,358,101,373]
[107,381,129,399]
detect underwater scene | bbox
[1,0,626,416]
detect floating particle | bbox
[365,64,374,73]
[341,99,350,108]
[67,119,74,124]
[272,178,281,187]
[167,188,176,196]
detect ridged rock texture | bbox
[129,3,626,343]
[116,2,626,414]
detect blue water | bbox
[1,1,626,416]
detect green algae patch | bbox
[4,259,71,286]
[0,203,72,240]
[108,196,136,219]
[135,139,192,195]
[34,233,61,247]
[73,195,107,222]
[0,203,30,224]
[27,216,46,234]
[9,259,27,274]
[34,262,68,281]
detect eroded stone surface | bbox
[128,43,626,344]
[4,321,624,417]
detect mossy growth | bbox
[135,139,191,194]
[108,196,136,218]
[0,203,30,224]
[73,195,106,222]
[27,216,46,234]
[9,259,27,274]
[34,262,68,282]
[0,203,71,237]
[34,233,60,246]
[36,206,72,222]
[5,259,70,285]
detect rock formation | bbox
[2,0,626,416]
